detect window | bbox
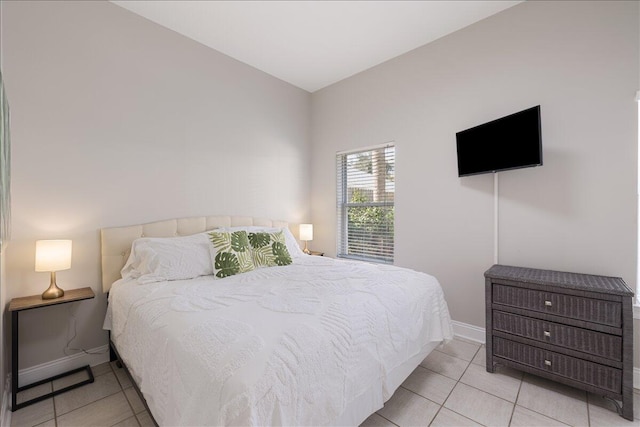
[336,144,395,263]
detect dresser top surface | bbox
[485,265,634,296]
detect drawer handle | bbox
[544,300,552,307]
[544,331,551,337]
[544,360,552,367]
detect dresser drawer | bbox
[492,284,621,327]
[493,337,622,393]
[493,311,622,361]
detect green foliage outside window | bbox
[347,188,394,261]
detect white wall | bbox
[0,0,7,407]
[636,0,640,382]
[1,1,310,370]
[2,0,639,381]
[311,0,639,369]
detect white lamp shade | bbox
[35,240,72,272]
[299,224,313,241]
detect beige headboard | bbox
[100,215,291,293]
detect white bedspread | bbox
[107,256,453,426]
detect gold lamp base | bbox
[42,272,65,300]
[303,241,311,254]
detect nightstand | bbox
[308,250,324,256]
[9,287,95,411]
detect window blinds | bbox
[336,145,395,263]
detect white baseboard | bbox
[1,374,10,427]
[451,319,640,390]
[451,320,485,344]
[18,345,110,387]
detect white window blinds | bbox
[336,145,395,263]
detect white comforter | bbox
[107,256,453,426]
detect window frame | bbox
[336,143,395,264]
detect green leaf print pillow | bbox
[208,230,255,278]
[247,230,292,267]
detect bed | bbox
[101,215,453,426]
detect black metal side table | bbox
[9,287,95,411]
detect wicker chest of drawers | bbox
[485,264,634,420]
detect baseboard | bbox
[451,320,485,344]
[1,374,11,427]
[18,344,110,387]
[451,319,640,390]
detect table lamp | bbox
[35,239,72,299]
[299,224,313,255]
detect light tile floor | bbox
[363,337,640,427]
[11,361,155,427]
[9,338,640,426]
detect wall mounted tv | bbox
[456,105,542,177]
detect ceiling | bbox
[111,1,523,93]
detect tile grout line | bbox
[379,341,484,426]
[507,368,524,426]
[459,366,583,426]
[418,363,517,407]
[399,384,441,406]
[103,362,142,426]
[432,347,477,365]
[585,389,591,427]
[431,344,485,426]
[108,360,141,427]
[374,411,400,426]
[512,373,585,427]
[445,345,488,426]
[54,387,122,421]
[458,346,604,426]
[120,387,141,427]
[391,347,486,427]
[112,357,154,427]
[458,380,516,405]
[51,380,58,427]
[393,385,447,426]
[53,364,121,423]
[424,343,570,426]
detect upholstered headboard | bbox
[100,215,292,293]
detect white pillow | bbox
[217,226,305,259]
[121,233,213,284]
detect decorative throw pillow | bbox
[208,230,255,278]
[247,230,293,267]
[218,226,304,259]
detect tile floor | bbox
[363,337,640,427]
[10,361,155,427]
[9,338,640,426]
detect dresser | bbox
[485,265,634,421]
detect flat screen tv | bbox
[456,105,542,177]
